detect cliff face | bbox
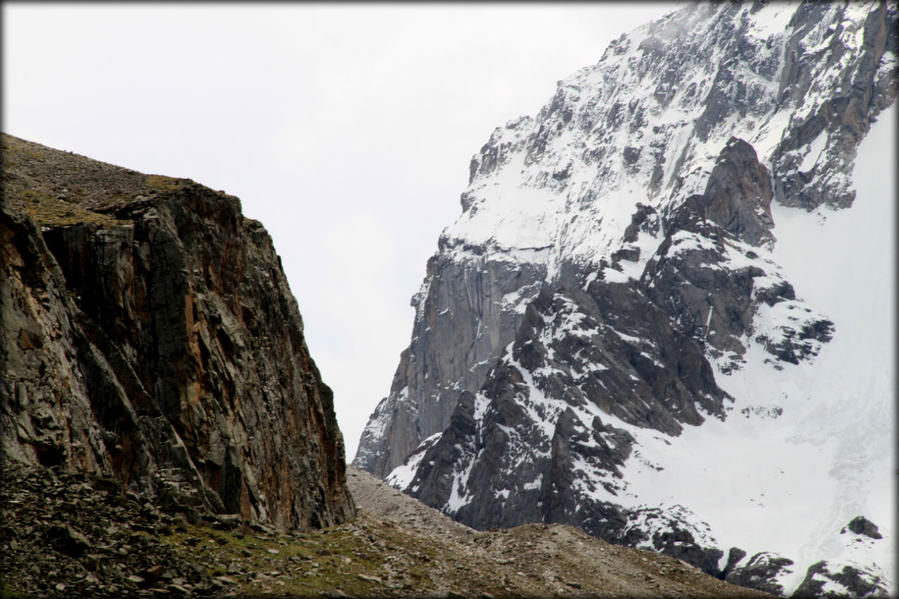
[356,0,896,480]
[1,133,354,530]
[357,1,896,597]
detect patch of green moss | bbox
[3,140,47,164]
[16,188,124,227]
[0,583,31,599]
[145,174,186,192]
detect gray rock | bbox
[354,2,896,597]
[354,253,548,477]
[684,137,774,246]
[725,552,794,596]
[845,516,883,539]
[793,559,891,599]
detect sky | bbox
[3,2,677,460]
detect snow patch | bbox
[747,3,798,41]
[799,128,828,172]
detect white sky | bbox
[3,3,676,460]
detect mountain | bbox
[1,133,354,532]
[354,2,896,597]
[0,133,772,599]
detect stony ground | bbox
[1,462,772,598]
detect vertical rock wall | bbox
[1,134,354,530]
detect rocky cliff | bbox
[1,133,354,531]
[356,2,896,597]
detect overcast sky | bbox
[3,3,677,460]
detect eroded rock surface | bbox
[1,133,354,531]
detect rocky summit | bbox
[357,2,896,598]
[1,132,354,535]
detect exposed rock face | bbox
[398,278,733,543]
[792,560,890,599]
[1,133,354,531]
[357,2,896,597]
[354,254,547,477]
[683,137,774,246]
[845,516,883,540]
[357,0,895,479]
[724,552,795,597]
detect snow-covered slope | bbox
[357,2,896,596]
[551,105,896,595]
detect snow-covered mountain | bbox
[354,2,896,596]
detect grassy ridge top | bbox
[1,134,199,226]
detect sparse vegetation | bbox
[16,188,123,227]
[1,133,186,227]
[144,174,186,192]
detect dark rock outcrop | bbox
[684,137,774,246]
[1,133,354,531]
[772,1,897,210]
[844,516,883,540]
[724,552,794,597]
[792,560,890,599]
[354,251,549,477]
[647,201,833,369]
[400,282,730,568]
